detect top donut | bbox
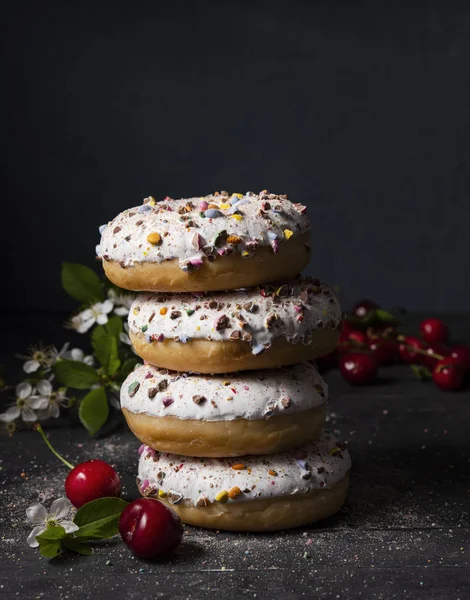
[97,190,311,293]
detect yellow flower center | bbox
[46,519,58,528]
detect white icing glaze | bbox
[121,362,327,421]
[97,191,310,271]
[128,277,341,352]
[137,431,351,506]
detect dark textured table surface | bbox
[1,312,470,599]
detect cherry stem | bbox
[342,338,444,361]
[34,423,75,470]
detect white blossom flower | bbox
[19,344,54,374]
[68,300,114,333]
[26,497,78,548]
[0,382,48,423]
[19,343,69,374]
[32,380,69,419]
[64,348,94,366]
[108,289,135,317]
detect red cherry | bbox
[119,498,183,559]
[339,352,378,385]
[432,357,465,391]
[65,460,121,508]
[420,318,449,344]
[348,330,368,345]
[338,325,367,353]
[339,320,355,342]
[368,339,399,365]
[420,342,450,370]
[352,299,379,319]
[398,336,427,364]
[450,345,470,372]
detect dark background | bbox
[3,0,470,312]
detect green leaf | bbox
[62,536,93,555]
[37,538,62,558]
[375,309,401,325]
[92,334,121,375]
[79,387,109,435]
[104,315,123,340]
[36,526,67,541]
[74,497,128,540]
[61,262,104,304]
[36,526,66,559]
[91,324,107,345]
[411,364,432,381]
[54,360,100,389]
[119,357,140,379]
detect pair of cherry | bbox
[70,462,182,558]
[38,426,182,559]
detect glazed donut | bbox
[128,277,341,373]
[137,431,351,532]
[121,362,327,457]
[97,191,310,292]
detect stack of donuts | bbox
[98,190,351,532]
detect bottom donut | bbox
[137,431,351,532]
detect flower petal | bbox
[16,382,33,399]
[50,497,73,520]
[70,348,84,361]
[36,379,52,396]
[49,403,60,418]
[114,306,128,316]
[28,397,50,410]
[26,503,48,524]
[119,333,131,345]
[77,317,95,333]
[101,299,114,314]
[84,356,94,366]
[27,525,46,548]
[0,406,21,422]
[23,360,40,374]
[96,314,109,325]
[80,309,93,320]
[21,407,37,422]
[61,520,80,534]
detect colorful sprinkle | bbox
[128,382,140,397]
[147,232,162,245]
[228,486,242,499]
[215,490,229,503]
[205,209,223,218]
